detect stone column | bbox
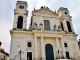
[34,37,38,60]
[62,20,68,32]
[56,38,59,58]
[41,37,45,60]
[56,38,59,49]
[68,40,72,58]
[70,21,74,32]
[61,38,66,58]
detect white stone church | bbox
[9,1,80,60]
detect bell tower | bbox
[58,7,74,32]
[13,1,28,30]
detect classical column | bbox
[68,40,72,58]
[56,38,59,58]
[62,20,68,32]
[56,38,59,49]
[41,37,45,60]
[61,38,66,58]
[70,21,74,32]
[34,37,38,60]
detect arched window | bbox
[66,21,72,32]
[61,22,64,31]
[17,16,23,29]
[44,20,51,30]
[27,42,32,47]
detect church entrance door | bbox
[45,44,54,60]
[27,52,32,60]
[65,52,70,59]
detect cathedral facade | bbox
[10,1,80,60]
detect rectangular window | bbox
[64,43,68,47]
[27,42,32,47]
[44,20,51,30]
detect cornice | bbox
[14,9,28,14]
[59,15,72,20]
[10,30,77,37]
[32,30,65,34]
[63,33,78,36]
[10,30,33,34]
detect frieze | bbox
[66,36,76,40]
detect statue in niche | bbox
[54,25,56,31]
[34,22,37,29]
[40,23,43,30]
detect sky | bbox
[0,0,80,53]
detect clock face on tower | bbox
[19,5,24,9]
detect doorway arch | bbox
[45,44,54,60]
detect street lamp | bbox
[56,48,62,59]
[18,48,24,60]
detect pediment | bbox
[32,8,58,16]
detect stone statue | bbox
[58,25,62,31]
[34,22,37,29]
[40,23,43,30]
[54,25,56,31]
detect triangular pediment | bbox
[32,7,58,16]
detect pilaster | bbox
[34,37,38,60]
[13,14,18,29]
[56,38,59,49]
[61,38,66,58]
[41,37,45,60]
[56,38,59,58]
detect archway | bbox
[17,16,23,29]
[45,44,54,60]
[66,21,72,32]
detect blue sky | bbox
[0,0,80,53]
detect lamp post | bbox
[56,48,62,59]
[18,48,24,60]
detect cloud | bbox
[0,0,16,53]
[0,19,12,53]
